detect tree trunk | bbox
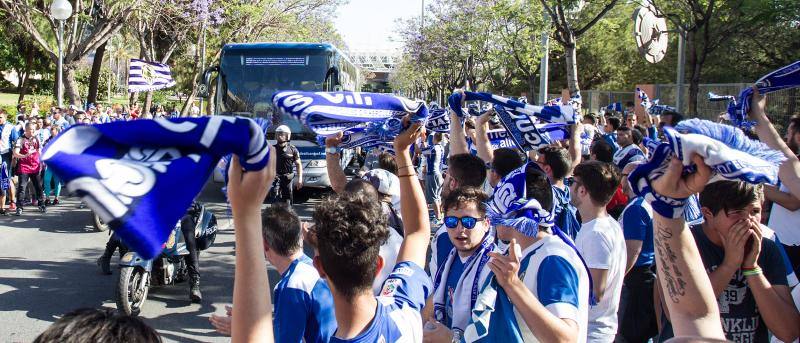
[144,91,153,115]
[17,46,35,104]
[564,36,580,97]
[528,73,537,104]
[63,66,81,106]
[87,43,107,105]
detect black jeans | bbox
[276,173,294,204]
[16,173,43,209]
[179,214,200,282]
[615,265,659,343]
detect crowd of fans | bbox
[27,88,800,343]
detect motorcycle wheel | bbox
[116,266,149,316]
[92,212,110,232]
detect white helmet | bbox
[275,125,291,140]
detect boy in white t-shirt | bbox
[569,161,627,342]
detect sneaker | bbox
[14,207,22,216]
[53,199,60,205]
[8,203,16,211]
[38,205,46,213]
[44,199,51,206]
[0,209,7,216]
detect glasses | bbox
[565,176,576,187]
[444,216,483,229]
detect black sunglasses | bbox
[444,216,483,229]
[565,176,576,187]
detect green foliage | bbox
[74,67,118,102]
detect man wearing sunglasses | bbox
[423,187,495,342]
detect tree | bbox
[649,0,780,114]
[0,20,51,103]
[539,0,618,96]
[0,0,142,105]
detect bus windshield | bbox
[217,49,331,137]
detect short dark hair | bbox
[525,164,554,212]
[633,124,647,138]
[583,114,597,125]
[625,101,635,108]
[699,180,763,215]
[538,146,572,180]
[662,111,684,126]
[491,148,524,178]
[443,186,489,215]
[573,161,621,206]
[591,139,614,163]
[607,117,621,130]
[448,153,487,187]
[313,192,388,300]
[262,203,302,256]
[378,152,397,175]
[34,308,161,343]
[616,126,632,134]
[631,127,644,145]
[343,178,380,200]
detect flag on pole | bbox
[128,59,176,92]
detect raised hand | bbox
[652,154,712,199]
[488,239,523,290]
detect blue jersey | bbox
[429,224,451,278]
[273,255,336,343]
[330,261,432,343]
[443,256,465,328]
[424,144,444,175]
[602,133,619,153]
[619,197,655,267]
[613,144,646,170]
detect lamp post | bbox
[50,0,73,108]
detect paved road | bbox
[0,181,326,342]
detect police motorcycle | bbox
[115,202,218,316]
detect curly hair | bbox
[34,308,161,343]
[313,192,389,300]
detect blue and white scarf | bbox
[629,119,786,218]
[721,61,800,129]
[42,117,270,259]
[486,129,516,150]
[272,91,428,142]
[432,233,496,334]
[447,91,576,124]
[648,99,676,116]
[426,108,450,133]
[493,106,569,152]
[463,163,595,342]
[637,88,652,112]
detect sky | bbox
[334,0,424,52]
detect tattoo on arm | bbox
[654,222,687,303]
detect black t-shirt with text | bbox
[274,143,299,175]
[688,225,788,343]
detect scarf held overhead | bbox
[724,60,800,129]
[447,91,576,124]
[42,117,270,259]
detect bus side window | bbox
[324,69,338,92]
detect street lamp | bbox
[50,0,73,108]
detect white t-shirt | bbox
[768,182,800,246]
[772,285,800,343]
[373,226,402,295]
[575,216,627,342]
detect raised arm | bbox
[448,91,469,157]
[567,123,582,172]
[765,185,800,211]
[474,108,494,164]
[749,87,800,199]
[324,133,347,194]
[650,155,725,339]
[228,150,277,343]
[393,121,430,267]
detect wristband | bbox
[742,267,762,277]
[325,147,340,155]
[398,173,417,178]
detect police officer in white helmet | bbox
[273,125,303,203]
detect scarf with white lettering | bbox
[493,106,570,152]
[629,119,785,218]
[447,91,576,124]
[42,117,270,259]
[272,91,428,147]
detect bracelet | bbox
[742,267,762,277]
[397,165,415,170]
[398,173,417,178]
